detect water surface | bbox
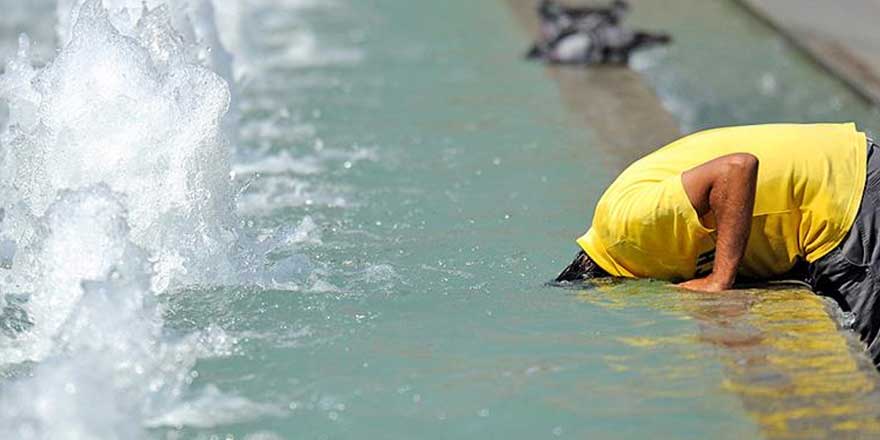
[2,0,880,439]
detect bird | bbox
[536,0,629,44]
[525,0,671,65]
[540,0,629,29]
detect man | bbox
[557,123,880,364]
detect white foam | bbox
[0,0,290,436]
[0,264,265,437]
[234,145,379,177]
[0,186,140,363]
[235,150,325,176]
[237,175,351,214]
[0,186,195,438]
[145,384,285,429]
[57,0,234,83]
[3,1,245,292]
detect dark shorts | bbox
[809,141,880,364]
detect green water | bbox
[166,0,880,438]
[6,0,880,438]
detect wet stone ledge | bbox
[736,0,880,106]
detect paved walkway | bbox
[737,0,880,105]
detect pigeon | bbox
[538,0,629,39]
[526,0,671,65]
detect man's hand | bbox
[678,153,759,292]
[677,275,732,292]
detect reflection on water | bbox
[576,280,880,438]
[505,0,681,171]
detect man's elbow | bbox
[721,153,759,176]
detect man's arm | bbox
[677,153,759,292]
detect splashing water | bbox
[56,0,241,137]
[0,0,282,436]
[56,0,235,86]
[1,187,162,438]
[0,186,258,438]
[2,0,241,295]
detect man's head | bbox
[555,250,609,282]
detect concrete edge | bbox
[733,0,880,106]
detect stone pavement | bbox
[737,0,880,105]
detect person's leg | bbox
[809,247,879,362]
[810,142,880,365]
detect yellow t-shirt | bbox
[577,123,867,281]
